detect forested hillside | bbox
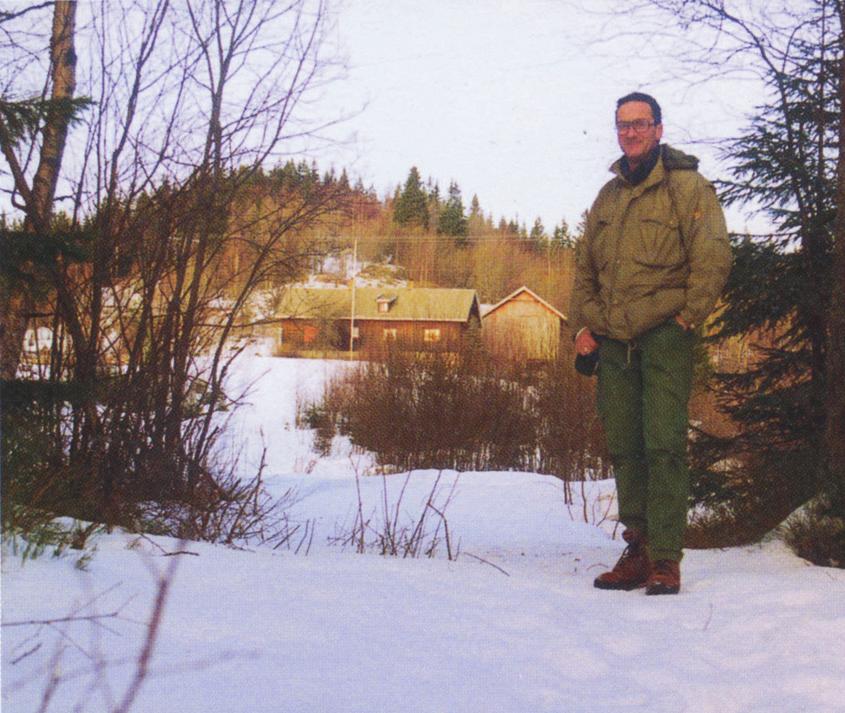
[242,161,579,311]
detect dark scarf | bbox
[620,144,662,186]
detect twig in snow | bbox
[294,520,317,557]
[462,552,510,577]
[130,535,197,557]
[131,534,168,555]
[426,503,453,561]
[112,551,180,713]
[36,643,65,713]
[702,603,714,631]
[10,642,43,665]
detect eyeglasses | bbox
[615,120,657,134]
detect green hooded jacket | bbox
[570,145,732,342]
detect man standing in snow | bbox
[570,92,731,594]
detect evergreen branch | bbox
[0,112,35,210]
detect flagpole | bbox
[349,237,357,359]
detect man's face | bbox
[616,100,663,165]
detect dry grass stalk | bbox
[330,467,460,561]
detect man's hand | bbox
[674,314,692,331]
[575,328,599,355]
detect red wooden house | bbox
[274,286,481,355]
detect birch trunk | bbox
[0,1,78,379]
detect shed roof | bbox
[275,287,480,322]
[482,286,568,323]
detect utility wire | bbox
[311,235,579,245]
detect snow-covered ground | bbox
[3,356,845,713]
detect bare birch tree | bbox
[0,1,81,379]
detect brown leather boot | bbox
[594,530,651,590]
[645,559,681,595]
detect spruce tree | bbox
[437,181,469,245]
[338,168,350,191]
[574,210,588,243]
[468,194,486,236]
[552,219,574,250]
[428,180,442,230]
[528,217,547,253]
[469,194,481,218]
[829,1,845,537]
[393,166,429,229]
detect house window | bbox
[278,326,284,345]
[378,301,390,313]
[352,326,360,339]
[423,328,441,343]
[383,328,398,341]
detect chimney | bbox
[376,294,397,314]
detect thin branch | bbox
[461,552,511,577]
[2,612,121,628]
[112,554,180,713]
[0,3,54,25]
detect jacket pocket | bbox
[635,217,685,268]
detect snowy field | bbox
[3,356,845,713]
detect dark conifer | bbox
[470,194,481,218]
[437,181,469,245]
[682,1,842,548]
[552,219,574,250]
[393,166,429,229]
[527,217,547,253]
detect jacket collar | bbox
[610,144,667,191]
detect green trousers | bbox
[597,321,694,562]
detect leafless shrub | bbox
[330,469,460,561]
[533,347,611,481]
[136,447,307,551]
[565,480,618,535]
[305,342,610,480]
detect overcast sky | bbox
[315,0,769,233]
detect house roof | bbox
[482,286,568,323]
[275,287,480,322]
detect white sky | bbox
[315,0,769,233]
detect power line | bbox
[310,235,579,245]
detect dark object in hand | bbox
[575,349,599,376]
